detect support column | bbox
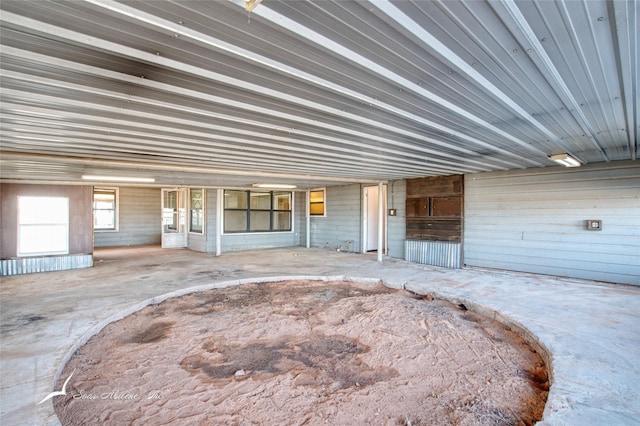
[216,188,222,256]
[378,181,384,262]
[306,189,311,248]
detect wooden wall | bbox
[0,183,93,258]
[406,175,463,242]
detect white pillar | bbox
[378,181,384,262]
[215,188,222,256]
[306,189,311,248]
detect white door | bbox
[363,185,387,253]
[161,188,187,248]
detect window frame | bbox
[188,188,205,234]
[309,187,326,217]
[92,187,119,232]
[223,190,293,234]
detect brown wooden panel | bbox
[405,174,463,243]
[406,218,461,242]
[406,175,463,198]
[432,197,462,217]
[406,198,429,217]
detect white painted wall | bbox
[464,161,640,285]
[310,184,362,252]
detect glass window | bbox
[93,188,118,231]
[250,211,271,231]
[273,191,291,210]
[250,191,271,209]
[18,196,69,256]
[224,210,248,232]
[223,190,292,233]
[309,188,326,216]
[164,190,178,232]
[224,190,247,209]
[189,189,204,233]
[272,211,291,231]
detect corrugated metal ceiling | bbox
[0,0,637,188]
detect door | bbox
[161,188,187,248]
[363,185,387,253]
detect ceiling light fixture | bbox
[548,153,581,167]
[252,183,297,189]
[82,175,155,183]
[245,0,262,12]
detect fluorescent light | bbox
[82,175,155,183]
[252,183,297,189]
[549,153,581,167]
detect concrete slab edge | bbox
[402,281,554,425]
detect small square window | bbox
[309,188,326,216]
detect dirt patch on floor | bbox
[54,280,548,425]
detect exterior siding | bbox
[94,187,161,247]
[464,161,640,285]
[310,184,362,253]
[387,180,406,259]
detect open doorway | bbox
[362,185,387,254]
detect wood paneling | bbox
[406,175,463,242]
[0,183,92,258]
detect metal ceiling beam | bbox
[496,0,609,162]
[0,85,481,175]
[1,37,524,169]
[369,0,588,160]
[0,46,513,172]
[610,0,638,160]
[59,2,545,168]
[244,0,549,162]
[0,68,487,171]
[0,151,387,184]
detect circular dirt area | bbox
[54,280,548,425]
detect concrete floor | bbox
[1,246,639,425]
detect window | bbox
[224,190,292,233]
[309,188,326,216]
[93,188,118,231]
[18,196,69,256]
[189,188,204,234]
